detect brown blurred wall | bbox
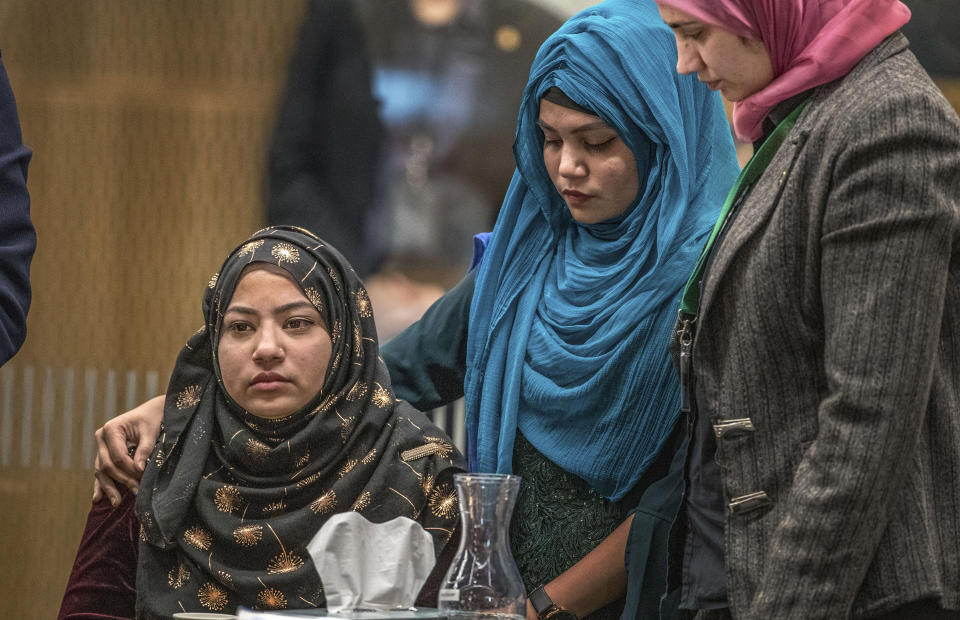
[0,2,305,616]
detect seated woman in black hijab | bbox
[58,226,464,618]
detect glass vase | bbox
[437,473,525,620]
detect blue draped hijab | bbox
[463,0,739,500]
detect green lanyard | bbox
[679,100,808,317]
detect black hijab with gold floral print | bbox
[135,227,463,617]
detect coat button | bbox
[712,418,755,439]
[728,491,772,515]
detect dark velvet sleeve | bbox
[0,52,35,365]
[58,487,139,620]
[381,271,474,410]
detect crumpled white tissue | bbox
[307,512,437,612]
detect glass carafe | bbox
[437,473,525,620]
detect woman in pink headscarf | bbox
[650,1,960,618]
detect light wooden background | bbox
[0,2,305,616]
[0,1,956,618]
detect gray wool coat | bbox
[689,33,960,619]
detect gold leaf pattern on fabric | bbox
[310,490,337,515]
[140,511,155,534]
[422,472,436,497]
[327,267,341,293]
[217,570,233,587]
[271,242,300,264]
[258,586,288,609]
[297,582,325,606]
[388,487,417,515]
[139,524,148,542]
[353,288,373,318]
[339,416,356,442]
[346,382,367,402]
[195,325,207,336]
[428,483,458,519]
[338,459,359,478]
[426,525,454,545]
[361,448,377,465]
[371,385,393,409]
[296,472,321,490]
[331,319,343,343]
[246,438,271,462]
[234,524,263,547]
[207,272,219,289]
[288,226,319,240]
[214,485,243,514]
[238,239,264,258]
[352,322,363,357]
[351,491,372,512]
[267,550,305,575]
[176,385,202,410]
[262,499,286,515]
[294,452,311,469]
[310,393,336,417]
[198,581,229,611]
[303,287,324,312]
[154,446,165,467]
[424,437,454,454]
[168,563,190,589]
[184,526,212,551]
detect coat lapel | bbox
[697,126,810,322]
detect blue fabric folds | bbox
[463,0,739,500]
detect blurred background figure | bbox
[269,0,560,339]
[267,0,385,279]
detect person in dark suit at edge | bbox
[0,50,35,366]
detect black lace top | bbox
[511,433,630,620]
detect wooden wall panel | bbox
[0,2,305,616]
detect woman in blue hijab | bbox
[459,1,737,616]
[92,1,739,617]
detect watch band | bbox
[529,586,554,616]
[529,586,578,620]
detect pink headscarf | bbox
[659,0,910,141]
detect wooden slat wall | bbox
[0,2,306,617]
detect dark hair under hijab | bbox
[541,85,597,116]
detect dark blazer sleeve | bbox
[0,52,34,365]
[381,271,473,410]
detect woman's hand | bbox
[92,395,164,506]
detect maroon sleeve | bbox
[58,486,139,619]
